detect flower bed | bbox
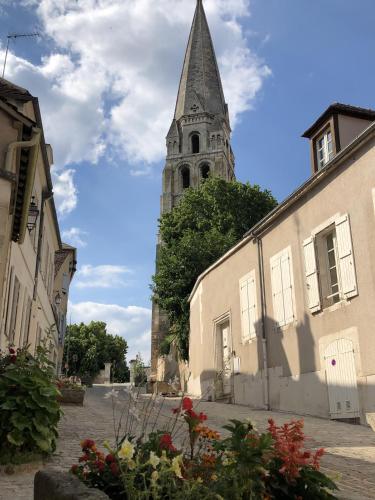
[56,378,86,405]
[71,396,338,499]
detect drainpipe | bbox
[256,235,270,411]
[5,127,41,172]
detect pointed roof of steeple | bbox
[174,0,228,123]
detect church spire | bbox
[174,0,228,124]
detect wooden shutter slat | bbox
[335,214,358,298]
[303,236,321,312]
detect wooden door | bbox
[325,338,360,419]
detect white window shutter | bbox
[281,251,294,324]
[239,279,250,340]
[271,257,285,327]
[335,214,358,298]
[247,274,257,338]
[62,273,69,293]
[303,237,321,312]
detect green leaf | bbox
[11,414,31,431]
[0,400,17,410]
[7,429,24,447]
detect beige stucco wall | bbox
[338,114,373,150]
[189,133,375,422]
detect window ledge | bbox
[241,335,257,345]
[316,298,351,315]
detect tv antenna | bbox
[2,32,40,79]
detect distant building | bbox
[151,0,235,383]
[0,77,76,370]
[188,103,375,424]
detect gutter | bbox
[5,126,41,172]
[33,189,53,301]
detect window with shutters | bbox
[316,129,333,170]
[239,271,257,342]
[270,247,295,328]
[303,214,358,312]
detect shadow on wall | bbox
[198,311,375,426]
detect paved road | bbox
[1,385,375,499]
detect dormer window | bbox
[316,129,333,170]
[191,134,200,154]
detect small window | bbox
[201,164,210,179]
[316,129,333,170]
[181,166,190,189]
[316,227,341,307]
[191,134,200,154]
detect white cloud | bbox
[69,301,151,362]
[61,227,88,248]
[1,0,270,209]
[51,168,78,216]
[75,264,132,289]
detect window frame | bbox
[316,128,333,170]
[270,246,296,329]
[239,270,257,343]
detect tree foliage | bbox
[63,321,129,382]
[152,177,277,360]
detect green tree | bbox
[152,177,277,360]
[63,321,129,382]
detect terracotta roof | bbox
[302,102,375,138]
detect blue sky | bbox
[1,0,374,361]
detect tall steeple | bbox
[174,0,229,125]
[151,0,235,383]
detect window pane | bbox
[328,249,336,267]
[330,267,338,287]
[326,233,334,251]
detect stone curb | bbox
[34,469,110,499]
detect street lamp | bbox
[27,196,39,231]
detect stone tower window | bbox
[201,164,210,179]
[181,166,190,189]
[191,134,200,154]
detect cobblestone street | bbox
[1,385,375,499]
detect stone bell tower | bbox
[151,0,235,383]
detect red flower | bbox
[182,397,193,411]
[110,463,119,476]
[71,464,79,474]
[10,355,17,364]
[95,460,105,472]
[79,454,89,462]
[8,347,15,354]
[105,454,116,464]
[198,412,207,422]
[160,433,176,451]
[81,439,96,451]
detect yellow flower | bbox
[171,455,183,479]
[151,470,159,483]
[128,459,136,470]
[197,477,203,484]
[160,450,169,463]
[149,451,160,469]
[118,439,135,460]
[211,474,218,481]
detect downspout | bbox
[256,235,270,411]
[5,127,41,172]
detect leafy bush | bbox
[71,397,337,499]
[0,343,62,465]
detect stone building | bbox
[188,103,375,424]
[151,0,235,382]
[0,77,76,369]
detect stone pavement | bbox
[1,385,375,499]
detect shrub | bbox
[0,342,62,465]
[71,396,338,499]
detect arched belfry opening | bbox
[191,134,200,154]
[201,163,210,179]
[181,166,190,189]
